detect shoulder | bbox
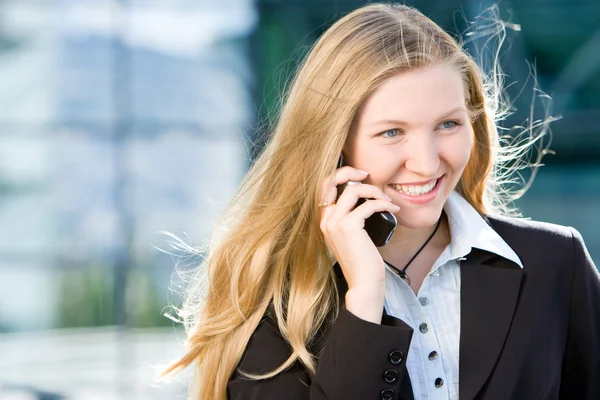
[485,214,576,246]
[484,214,586,267]
[236,309,297,375]
[234,305,325,379]
[483,216,599,300]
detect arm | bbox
[559,228,600,399]
[227,307,413,400]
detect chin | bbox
[394,207,444,230]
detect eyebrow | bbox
[369,107,468,127]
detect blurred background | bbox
[0,0,598,399]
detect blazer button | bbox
[383,369,399,383]
[380,388,395,400]
[388,350,404,365]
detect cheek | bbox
[345,140,386,168]
[442,132,474,171]
[463,130,476,167]
[459,139,474,169]
[346,145,399,184]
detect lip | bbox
[391,178,440,186]
[389,176,443,205]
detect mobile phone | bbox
[336,155,397,247]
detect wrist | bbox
[345,286,385,324]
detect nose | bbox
[404,132,440,177]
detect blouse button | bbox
[419,322,428,333]
[428,351,438,360]
[435,377,444,388]
[418,296,429,306]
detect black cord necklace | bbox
[385,212,444,287]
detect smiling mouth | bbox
[389,178,439,196]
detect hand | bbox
[319,166,400,323]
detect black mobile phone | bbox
[336,155,397,247]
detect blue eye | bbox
[440,120,459,129]
[381,129,400,138]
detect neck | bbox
[378,212,450,263]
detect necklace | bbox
[385,212,444,287]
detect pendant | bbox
[398,270,412,287]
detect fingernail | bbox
[357,170,369,175]
[392,204,400,211]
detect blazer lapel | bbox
[459,248,523,400]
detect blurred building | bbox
[0,0,255,398]
[0,0,256,332]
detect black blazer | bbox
[227,215,600,399]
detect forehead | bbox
[356,66,467,127]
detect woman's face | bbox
[343,65,474,229]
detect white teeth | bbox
[390,179,437,196]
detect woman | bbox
[162,3,600,399]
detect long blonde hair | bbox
[161,3,552,399]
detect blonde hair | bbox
[161,3,552,399]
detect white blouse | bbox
[383,191,523,400]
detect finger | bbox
[331,166,370,187]
[319,166,369,205]
[319,168,370,231]
[350,199,400,221]
[321,181,372,226]
[325,198,399,240]
[333,183,394,215]
[326,184,395,233]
